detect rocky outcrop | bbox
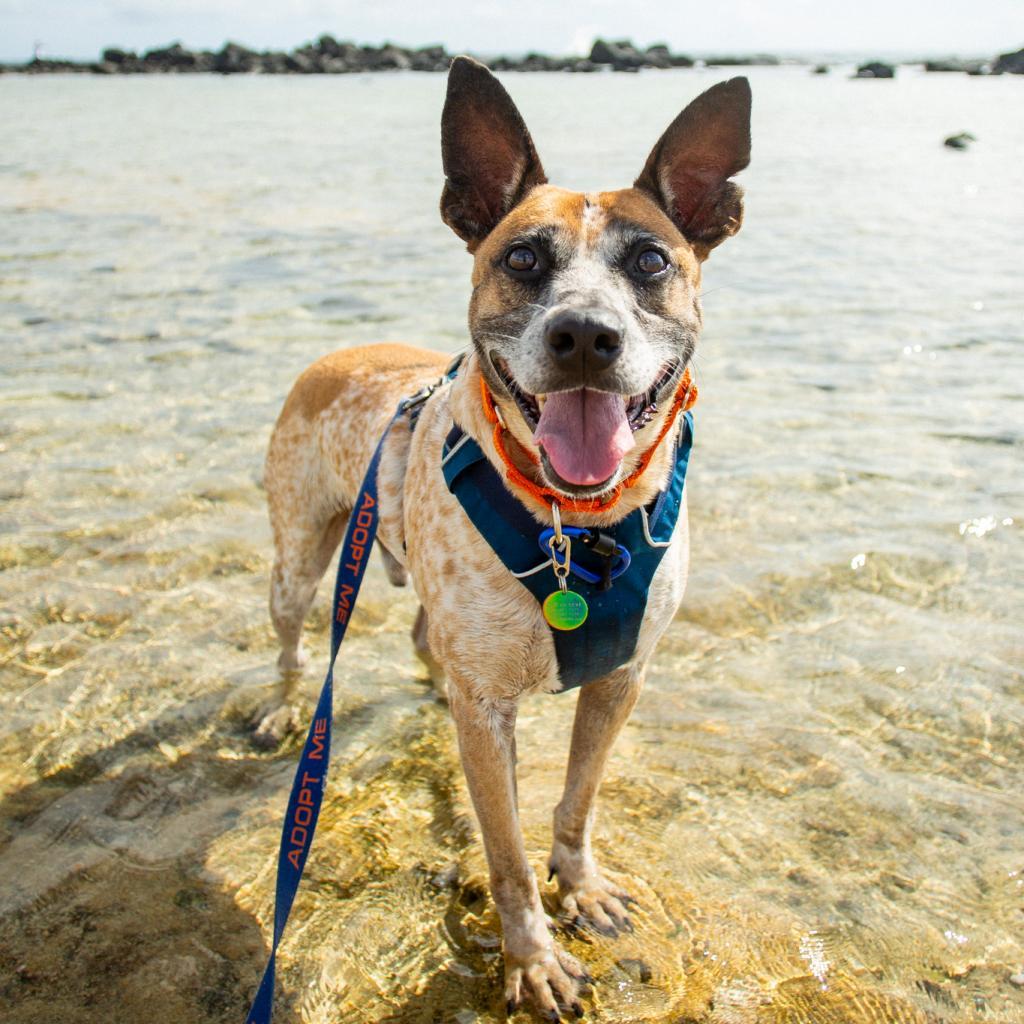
[6,39,1024,76]
[925,58,985,73]
[703,54,780,66]
[992,47,1024,73]
[855,61,895,78]
[2,37,701,75]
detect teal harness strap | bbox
[441,412,694,690]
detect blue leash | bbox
[246,382,438,1024]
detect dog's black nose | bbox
[544,312,623,373]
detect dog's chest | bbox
[395,392,689,698]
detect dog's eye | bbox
[505,246,538,272]
[636,249,668,275]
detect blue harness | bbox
[246,366,693,1021]
[441,410,694,690]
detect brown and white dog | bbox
[262,58,751,1020]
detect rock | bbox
[643,44,673,69]
[142,42,198,70]
[1009,971,1024,988]
[705,54,780,66]
[588,38,646,70]
[285,51,319,74]
[944,131,977,150]
[992,47,1024,73]
[213,42,258,73]
[102,47,135,64]
[377,45,413,70]
[410,45,448,72]
[315,34,342,57]
[615,958,653,984]
[3,36,728,75]
[925,58,985,73]
[855,60,896,78]
[589,38,618,64]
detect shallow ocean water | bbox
[1,65,1022,1023]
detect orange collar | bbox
[479,369,698,514]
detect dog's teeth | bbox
[537,394,546,411]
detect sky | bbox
[1,0,1021,63]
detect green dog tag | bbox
[543,589,589,631]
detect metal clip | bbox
[546,533,572,592]
[398,381,438,413]
[551,501,563,545]
[547,503,571,593]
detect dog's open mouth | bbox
[492,358,679,490]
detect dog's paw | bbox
[249,700,302,749]
[550,870,635,938]
[504,943,590,1020]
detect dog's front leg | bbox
[448,683,588,1019]
[548,668,642,936]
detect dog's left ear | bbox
[634,76,751,256]
[440,56,547,248]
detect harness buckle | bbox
[580,528,617,560]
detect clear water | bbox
[1,66,1022,1023]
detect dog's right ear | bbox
[440,56,547,248]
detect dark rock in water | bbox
[925,58,985,73]
[614,958,653,984]
[643,44,694,68]
[316,34,342,58]
[102,48,135,65]
[410,45,449,72]
[589,38,619,64]
[813,63,829,74]
[588,38,646,70]
[705,53,780,66]
[376,44,414,70]
[23,57,91,74]
[992,47,1024,74]
[143,42,198,69]
[944,131,977,150]
[643,44,672,69]
[3,37,755,75]
[855,60,895,78]
[213,42,258,74]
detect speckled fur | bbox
[261,58,750,1020]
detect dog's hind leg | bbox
[269,509,348,674]
[548,667,643,936]
[257,487,349,746]
[378,541,408,587]
[411,605,447,700]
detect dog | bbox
[261,57,751,1020]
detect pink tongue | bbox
[533,389,635,486]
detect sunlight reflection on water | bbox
[1,65,1022,1023]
